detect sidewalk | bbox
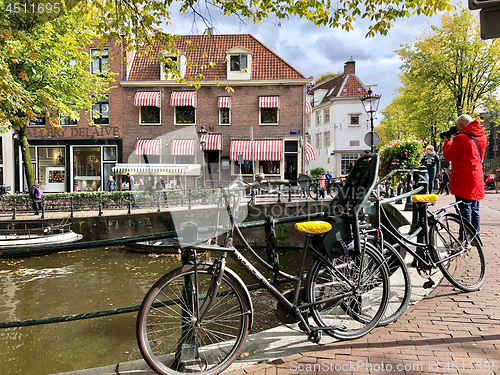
[223,193,500,375]
[55,193,500,375]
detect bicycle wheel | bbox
[430,213,486,292]
[366,239,411,326]
[309,183,319,200]
[137,264,251,375]
[328,183,341,198]
[306,246,389,340]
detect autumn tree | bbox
[0,2,113,189]
[380,9,500,147]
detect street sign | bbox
[290,130,300,135]
[480,8,500,39]
[364,132,380,147]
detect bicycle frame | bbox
[372,199,472,269]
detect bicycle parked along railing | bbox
[136,153,391,375]
[307,176,344,200]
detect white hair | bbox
[455,114,473,126]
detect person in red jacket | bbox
[443,114,487,234]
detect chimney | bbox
[344,57,355,75]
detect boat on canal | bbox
[0,223,82,255]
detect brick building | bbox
[14,34,311,192]
[117,34,312,189]
[15,38,128,193]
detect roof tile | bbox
[128,34,306,81]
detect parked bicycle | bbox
[308,176,343,200]
[136,154,391,375]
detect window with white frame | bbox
[316,133,322,148]
[175,107,196,125]
[92,96,109,125]
[91,49,109,75]
[230,54,248,71]
[140,106,161,125]
[29,116,46,126]
[260,108,278,124]
[175,155,195,164]
[324,131,330,147]
[220,108,230,125]
[60,116,77,126]
[349,114,360,126]
[316,111,322,127]
[341,154,359,174]
[325,108,330,123]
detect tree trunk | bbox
[17,126,34,191]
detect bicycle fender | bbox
[223,266,254,330]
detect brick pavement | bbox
[225,192,500,375]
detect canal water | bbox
[0,246,304,375]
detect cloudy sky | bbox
[163,2,468,121]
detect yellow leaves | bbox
[11,58,20,64]
[18,71,29,82]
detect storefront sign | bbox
[26,126,120,139]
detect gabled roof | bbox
[308,72,368,106]
[128,34,306,81]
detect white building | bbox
[305,58,376,177]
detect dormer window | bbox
[230,54,247,71]
[160,50,186,80]
[226,46,252,80]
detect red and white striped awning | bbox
[171,139,195,156]
[259,96,279,108]
[170,91,197,107]
[218,97,231,108]
[200,134,222,150]
[305,141,317,161]
[305,100,312,114]
[135,139,161,155]
[230,140,282,161]
[134,92,161,108]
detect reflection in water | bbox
[0,246,302,375]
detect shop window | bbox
[92,96,109,125]
[103,147,117,161]
[341,154,359,175]
[140,106,161,125]
[260,161,280,174]
[73,147,101,191]
[233,160,253,175]
[260,108,278,124]
[175,106,195,125]
[37,147,65,189]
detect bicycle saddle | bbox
[295,221,332,235]
[412,194,439,203]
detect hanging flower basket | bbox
[379,137,425,189]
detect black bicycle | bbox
[136,154,390,375]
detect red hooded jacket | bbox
[443,120,486,201]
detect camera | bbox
[439,126,458,139]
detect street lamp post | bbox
[197,126,208,190]
[360,88,381,153]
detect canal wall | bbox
[0,200,409,249]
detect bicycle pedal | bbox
[307,330,322,344]
[317,325,347,332]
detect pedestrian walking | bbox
[127,173,135,191]
[437,168,450,195]
[318,173,326,199]
[107,175,116,192]
[443,114,487,234]
[421,145,440,194]
[30,180,43,215]
[495,167,500,194]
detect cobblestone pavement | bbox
[224,192,500,375]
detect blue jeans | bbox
[427,169,436,194]
[455,196,480,236]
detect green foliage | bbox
[380,9,500,148]
[315,72,341,84]
[379,137,425,188]
[278,224,288,248]
[311,167,325,177]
